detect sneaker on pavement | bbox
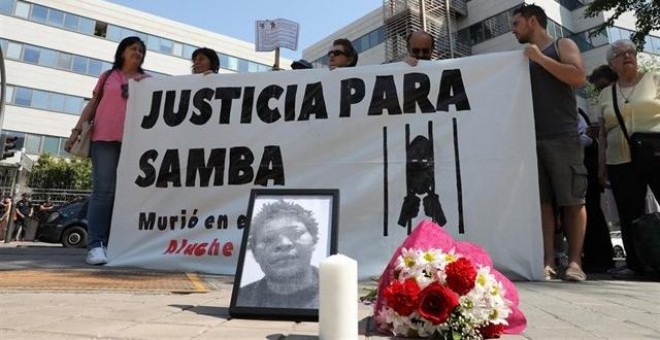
[607,266,628,275]
[86,247,107,265]
[611,268,647,280]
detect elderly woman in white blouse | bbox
[597,39,660,277]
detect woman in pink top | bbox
[65,36,148,265]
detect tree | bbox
[29,154,92,190]
[585,1,660,49]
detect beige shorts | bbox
[536,136,587,206]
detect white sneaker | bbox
[86,247,107,265]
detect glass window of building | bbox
[77,16,95,35]
[172,42,183,57]
[31,90,49,110]
[644,38,654,53]
[0,0,14,14]
[94,21,108,38]
[652,36,660,54]
[469,24,484,45]
[106,25,122,42]
[57,52,72,69]
[72,55,88,73]
[63,12,79,31]
[238,59,249,73]
[608,27,622,42]
[50,93,65,112]
[6,41,21,59]
[183,44,196,59]
[146,35,160,52]
[22,45,40,63]
[137,32,149,43]
[227,56,238,71]
[13,0,28,18]
[46,8,64,27]
[14,87,32,106]
[42,136,60,155]
[38,48,58,68]
[24,134,41,154]
[87,59,103,76]
[29,4,48,23]
[120,27,138,40]
[59,138,68,156]
[64,96,82,114]
[483,19,494,40]
[5,85,14,103]
[158,38,173,54]
[590,30,609,47]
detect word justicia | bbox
[140,69,472,129]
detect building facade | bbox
[0,0,287,160]
[304,0,659,79]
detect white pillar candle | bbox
[319,254,358,340]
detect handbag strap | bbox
[88,70,112,122]
[611,83,631,142]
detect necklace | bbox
[618,75,640,104]
[618,83,637,104]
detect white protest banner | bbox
[255,18,299,52]
[107,51,544,280]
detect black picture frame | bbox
[229,188,339,321]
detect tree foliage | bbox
[585,0,660,48]
[29,154,92,190]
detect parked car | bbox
[610,231,626,259]
[35,198,88,248]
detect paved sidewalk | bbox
[1,242,659,339]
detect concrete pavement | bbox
[0,242,659,339]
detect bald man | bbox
[405,30,435,66]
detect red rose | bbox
[478,323,504,339]
[445,257,477,295]
[383,278,421,316]
[416,283,459,325]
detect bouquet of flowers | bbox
[376,247,511,339]
[374,221,526,339]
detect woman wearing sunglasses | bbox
[65,36,149,265]
[328,38,358,69]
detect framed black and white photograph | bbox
[229,189,339,321]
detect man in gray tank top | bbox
[511,4,588,282]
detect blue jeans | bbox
[87,141,121,249]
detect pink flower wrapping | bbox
[374,220,527,337]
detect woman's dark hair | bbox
[113,36,146,73]
[587,64,618,84]
[333,38,358,67]
[191,47,220,73]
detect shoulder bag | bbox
[610,83,660,165]
[69,70,112,158]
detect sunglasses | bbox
[327,50,347,57]
[410,48,432,59]
[121,84,129,99]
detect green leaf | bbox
[586,0,660,49]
